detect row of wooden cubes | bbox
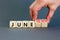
[10,19,48,28]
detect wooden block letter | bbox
[41,19,48,27]
[22,21,28,28]
[16,21,23,28]
[10,21,17,28]
[35,19,42,27]
[28,21,35,28]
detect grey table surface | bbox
[0,27,60,40]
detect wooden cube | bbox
[41,19,48,27]
[28,21,35,28]
[35,19,42,27]
[41,22,48,27]
[10,21,17,28]
[16,21,23,28]
[22,21,29,28]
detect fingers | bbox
[29,1,37,20]
[32,10,38,20]
[29,1,45,21]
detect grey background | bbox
[0,0,60,40]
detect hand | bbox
[29,0,60,23]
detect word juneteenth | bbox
[9,19,48,28]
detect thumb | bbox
[46,5,58,23]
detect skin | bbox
[29,0,60,23]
